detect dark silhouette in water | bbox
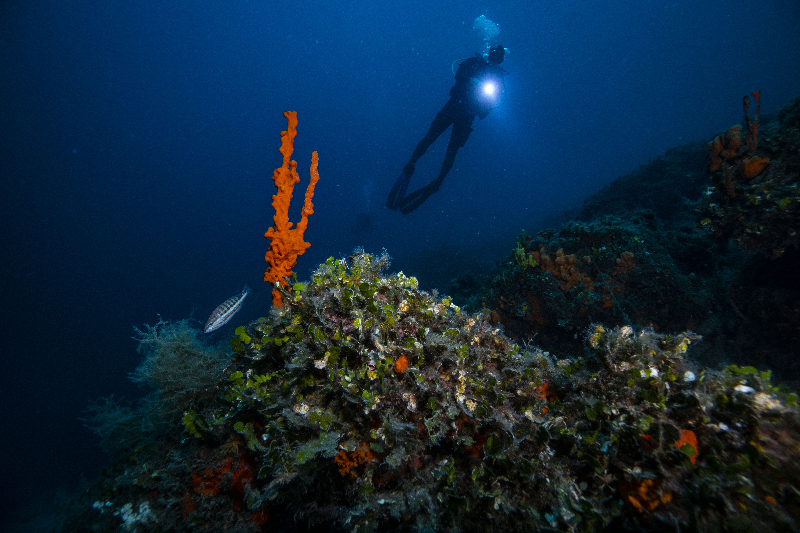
[387,45,506,214]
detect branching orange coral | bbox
[334,442,375,478]
[264,111,320,307]
[743,91,760,153]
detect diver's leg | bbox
[396,114,474,214]
[405,100,456,174]
[389,102,456,210]
[397,131,465,213]
[389,115,448,210]
[434,115,474,184]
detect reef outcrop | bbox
[75,252,800,532]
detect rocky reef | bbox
[66,96,800,532]
[67,250,800,532]
[478,212,720,360]
[468,95,800,389]
[699,95,800,257]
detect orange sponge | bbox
[741,156,770,179]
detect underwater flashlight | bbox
[470,73,504,109]
[476,75,503,107]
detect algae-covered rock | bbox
[481,213,718,358]
[73,251,800,533]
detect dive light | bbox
[476,75,503,108]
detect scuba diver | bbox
[387,44,506,214]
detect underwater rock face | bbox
[74,251,800,532]
[699,96,800,257]
[576,141,709,230]
[482,213,717,358]
[465,95,800,390]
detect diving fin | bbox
[386,169,412,210]
[399,180,439,214]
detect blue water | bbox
[1,0,799,526]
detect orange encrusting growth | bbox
[334,442,376,478]
[394,355,409,373]
[534,381,557,414]
[528,247,594,291]
[264,111,320,307]
[613,251,636,276]
[741,155,771,179]
[186,455,260,520]
[675,428,698,465]
[191,457,232,495]
[623,478,673,512]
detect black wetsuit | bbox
[387,55,504,214]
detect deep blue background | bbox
[2,0,799,526]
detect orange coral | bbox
[394,355,409,373]
[534,381,557,402]
[675,428,698,465]
[534,381,557,414]
[191,457,232,495]
[707,91,766,196]
[264,111,320,307]
[640,433,656,452]
[707,124,743,172]
[188,455,255,513]
[622,478,672,512]
[613,251,636,276]
[334,442,375,478]
[230,457,254,511]
[741,155,770,179]
[532,247,594,291]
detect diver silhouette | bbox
[387,44,506,214]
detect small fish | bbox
[204,285,250,333]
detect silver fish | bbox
[204,285,250,333]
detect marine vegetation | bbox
[73,251,800,532]
[84,319,229,456]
